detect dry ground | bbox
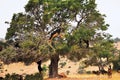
[0,62,120,80]
[45,73,120,80]
[0,42,120,79]
[0,58,98,77]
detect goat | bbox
[37,60,43,74]
[19,75,23,80]
[108,65,112,78]
[58,72,67,78]
[117,67,120,73]
[100,69,108,75]
[14,42,20,48]
[48,27,62,42]
[0,46,2,51]
[79,39,89,48]
[92,71,100,75]
[0,77,4,80]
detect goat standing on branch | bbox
[48,27,63,42]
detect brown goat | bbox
[108,65,112,78]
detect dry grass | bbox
[45,72,120,80]
[0,42,120,80]
[1,61,120,80]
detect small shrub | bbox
[66,70,70,75]
[25,73,43,80]
[4,73,20,80]
[42,64,48,76]
[59,62,66,68]
[42,64,47,72]
[68,66,71,68]
[3,73,43,80]
[77,66,86,74]
[86,71,92,74]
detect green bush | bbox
[86,71,92,74]
[25,73,43,80]
[3,73,43,80]
[66,70,70,75]
[42,64,47,72]
[113,61,120,70]
[59,62,66,68]
[4,73,20,80]
[77,66,86,74]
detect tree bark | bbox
[49,54,59,78]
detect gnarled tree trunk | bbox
[49,54,59,78]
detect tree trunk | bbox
[49,54,59,78]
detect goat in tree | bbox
[47,27,63,52]
[79,39,89,48]
[14,42,20,48]
[48,27,63,42]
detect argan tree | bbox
[0,0,114,78]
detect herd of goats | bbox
[92,65,112,77]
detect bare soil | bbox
[45,73,120,80]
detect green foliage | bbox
[0,41,8,48]
[56,43,70,56]
[73,26,95,42]
[3,73,43,80]
[4,73,20,80]
[25,73,43,80]
[59,62,66,68]
[25,0,41,12]
[21,40,36,49]
[112,52,120,70]
[0,46,17,64]
[86,71,92,74]
[5,13,33,40]
[77,66,86,74]
[84,38,115,67]
[42,64,48,72]
[113,60,120,70]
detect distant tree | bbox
[83,35,115,71]
[114,37,120,43]
[112,48,120,70]
[0,41,9,51]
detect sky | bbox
[0,0,120,39]
[0,0,28,39]
[96,0,120,38]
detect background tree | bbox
[83,35,115,71]
[112,48,120,70]
[114,37,120,43]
